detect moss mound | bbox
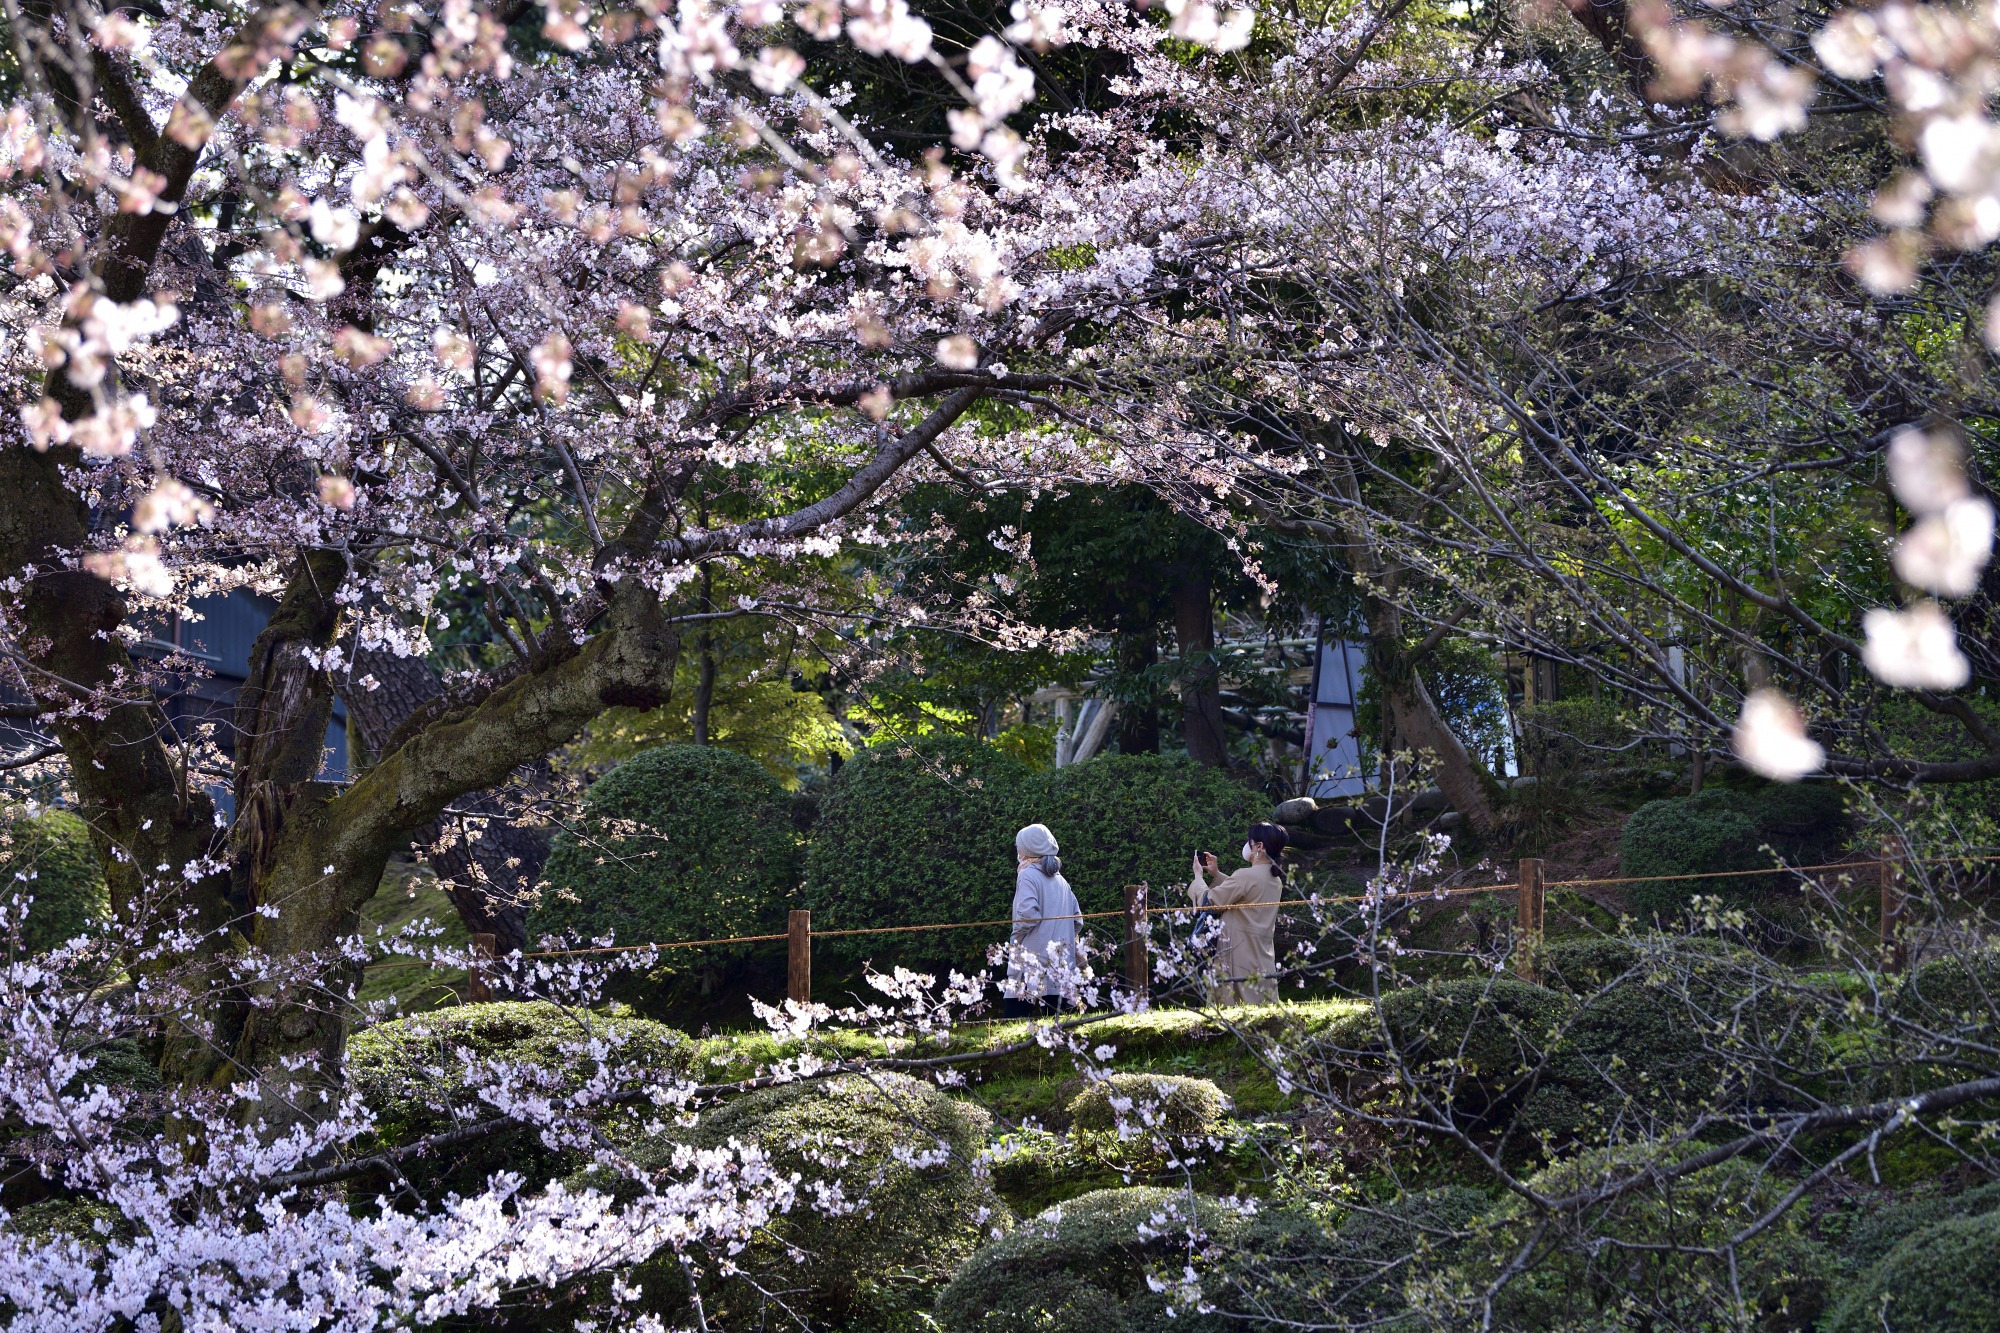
[936,1187,1245,1333]
[0,809,109,953]
[348,1001,691,1195]
[1068,1073,1228,1138]
[1827,1206,2000,1332]
[692,1072,1004,1329]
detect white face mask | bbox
[1241,842,1258,862]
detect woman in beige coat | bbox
[1189,822,1289,1005]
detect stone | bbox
[1274,796,1319,825]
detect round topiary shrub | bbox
[1482,1151,1833,1331]
[1374,978,1576,1109]
[1068,1073,1228,1138]
[935,1186,1246,1333]
[1038,754,1266,913]
[803,734,1032,971]
[348,1001,691,1197]
[1619,791,1767,919]
[1543,938,1641,994]
[1619,784,1847,920]
[1827,1206,2000,1332]
[532,745,800,975]
[691,1072,1004,1329]
[0,808,109,954]
[1839,1182,2000,1274]
[1897,949,2000,1031]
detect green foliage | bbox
[1374,977,1576,1091]
[0,808,109,954]
[1518,698,1638,776]
[803,734,1032,968]
[1827,1206,2000,1333]
[1526,941,1795,1139]
[1874,696,2000,836]
[348,1002,690,1195]
[691,1073,1004,1330]
[1481,1153,1833,1332]
[935,1187,1246,1333]
[532,745,800,976]
[1618,783,1847,918]
[1523,978,1727,1138]
[1838,1182,2000,1273]
[1897,947,2000,1032]
[1067,1073,1228,1138]
[804,739,1264,970]
[1039,754,1265,907]
[1542,938,1641,993]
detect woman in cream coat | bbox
[1189,822,1289,1005]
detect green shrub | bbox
[1205,1186,1495,1328]
[1618,784,1846,919]
[532,745,800,975]
[1068,1073,1228,1138]
[1373,978,1575,1111]
[1898,948,2000,1031]
[1478,1152,1833,1332]
[804,741,1264,972]
[691,1073,1004,1329]
[936,1186,1246,1333]
[1827,1207,2000,1332]
[0,809,109,953]
[348,1001,691,1196]
[1543,938,1641,994]
[1038,754,1265,907]
[1518,698,1636,776]
[1838,1182,2000,1273]
[1526,942,1795,1138]
[803,735,1032,969]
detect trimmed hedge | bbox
[1839,1182,2000,1273]
[1068,1073,1228,1138]
[348,1001,691,1196]
[1827,1207,2000,1332]
[1485,1153,1833,1331]
[0,809,109,954]
[1543,938,1641,994]
[1525,942,1791,1138]
[1038,755,1266,914]
[805,739,1264,971]
[1619,784,1846,918]
[936,1187,1244,1333]
[1375,978,1575,1104]
[532,745,799,973]
[803,735,1033,968]
[692,1073,1003,1329]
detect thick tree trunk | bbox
[1115,630,1161,754]
[1362,594,1504,846]
[339,645,542,957]
[1174,573,1229,767]
[692,564,715,745]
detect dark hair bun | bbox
[1249,822,1289,860]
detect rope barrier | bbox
[360,851,2000,973]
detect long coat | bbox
[1190,862,1281,1004]
[1009,862,1081,999]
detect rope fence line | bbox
[364,851,2000,991]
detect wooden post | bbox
[788,909,812,1005]
[466,932,497,1003]
[1880,840,1906,973]
[1514,858,1544,984]
[1122,884,1149,1009]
